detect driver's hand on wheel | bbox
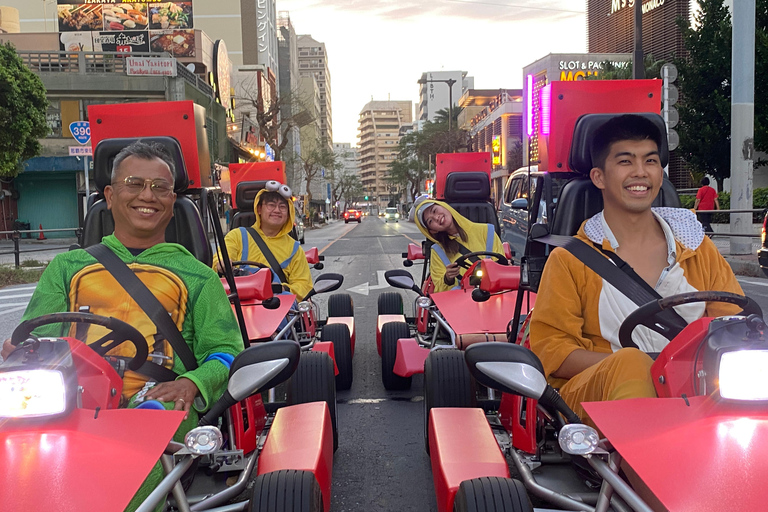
[143,377,199,418]
[216,259,229,274]
[1,338,13,361]
[444,262,461,284]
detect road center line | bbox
[318,223,359,255]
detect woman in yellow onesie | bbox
[412,196,504,293]
[213,182,313,300]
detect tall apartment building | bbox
[277,12,301,188]
[358,101,413,211]
[418,71,474,122]
[297,35,332,149]
[333,143,360,207]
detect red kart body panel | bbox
[257,402,333,512]
[221,268,273,302]
[651,317,713,398]
[376,314,406,356]
[431,288,534,336]
[237,294,295,341]
[435,152,491,200]
[312,341,339,375]
[230,393,269,455]
[499,393,538,454]
[429,408,510,512]
[417,278,436,334]
[326,316,356,356]
[67,337,123,410]
[393,338,429,377]
[585,395,768,512]
[0,408,184,512]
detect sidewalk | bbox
[713,237,763,278]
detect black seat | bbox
[81,136,212,266]
[548,113,681,237]
[443,172,501,237]
[229,180,269,230]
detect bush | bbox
[0,264,45,287]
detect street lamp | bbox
[417,77,457,152]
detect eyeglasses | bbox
[114,176,174,198]
[265,180,292,199]
[263,201,289,212]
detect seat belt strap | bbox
[245,226,289,284]
[85,244,198,373]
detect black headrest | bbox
[568,113,669,175]
[93,137,189,194]
[235,181,270,211]
[443,172,491,202]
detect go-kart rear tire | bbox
[250,469,322,512]
[327,293,354,317]
[377,291,403,315]
[453,477,533,512]
[380,321,412,390]
[424,349,476,453]
[289,351,339,451]
[322,322,353,390]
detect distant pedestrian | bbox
[694,177,719,235]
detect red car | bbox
[344,209,362,223]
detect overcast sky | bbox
[278,0,587,145]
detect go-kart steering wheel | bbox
[11,312,149,371]
[618,291,763,349]
[454,251,509,269]
[229,260,269,277]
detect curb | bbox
[724,257,764,278]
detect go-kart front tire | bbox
[250,469,322,512]
[453,477,532,512]
[327,293,354,317]
[289,351,339,451]
[424,349,475,453]
[380,321,412,390]
[377,291,403,315]
[322,322,353,390]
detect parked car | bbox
[344,209,362,223]
[290,205,305,244]
[498,166,565,261]
[384,207,400,223]
[759,209,768,276]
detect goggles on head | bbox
[265,180,292,199]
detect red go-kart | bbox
[0,312,334,512]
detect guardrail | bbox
[0,228,82,268]
[696,208,764,237]
[17,50,171,74]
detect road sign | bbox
[668,129,679,151]
[69,145,92,156]
[69,121,91,145]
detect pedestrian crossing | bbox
[0,285,36,315]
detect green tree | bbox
[289,140,338,221]
[674,0,733,188]
[0,42,49,178]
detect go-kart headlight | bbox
[718,349,768,401]
[416,296,432,309]
[184,426,223,455]
[0,369,67,418]
[558,424,600,455]
[297,301,312,313]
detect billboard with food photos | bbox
[56,1,195,56]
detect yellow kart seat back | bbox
[68,262,189,398]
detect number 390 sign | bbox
[69,121,91,145]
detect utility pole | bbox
[632,0,644,79]
[730,0,756,255]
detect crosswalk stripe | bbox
[0,293,34,300]
[0,285,36,293]
[0,302,32,308]
[0,306,27,315]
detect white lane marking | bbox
[0,293,34,300]
[347,270,389,296]
[0,302,32,307]
[0,306,27,315]
[738,277,768,287]
[0,285,36,293]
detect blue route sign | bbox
[69,121,91,145]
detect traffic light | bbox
[364,195,369,201]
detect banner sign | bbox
[69,145,93,156]
[126,56,177,76]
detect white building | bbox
[418,71,474,122]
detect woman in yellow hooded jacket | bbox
[412,196,504,293]
[213,184,313,299]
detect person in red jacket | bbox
[694,177,719,235]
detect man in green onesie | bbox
[2,140,243,511]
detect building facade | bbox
[297,35,332,149]
[333,142,360,209]
[358,100,413,211]
[277,12,301,189]
[459,90,524,205]
[418,70,474,122]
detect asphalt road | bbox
[4,218,768,510]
